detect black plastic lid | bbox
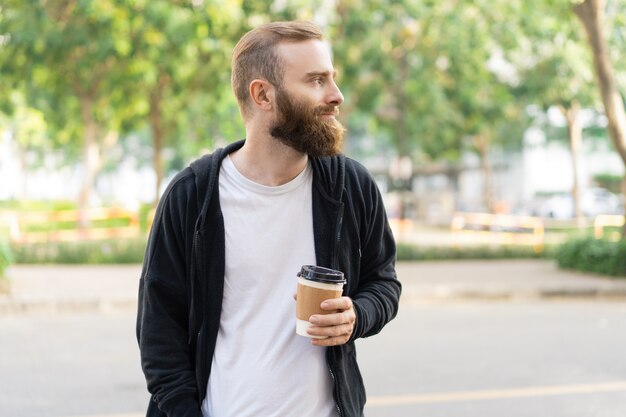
[297,265,346,284]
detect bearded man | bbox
[137,20,401,417]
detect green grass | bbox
[0,199,76,211]
[21,217,134,233]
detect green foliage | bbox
[0,0,247,208]
[11,238,147,264]
[330,1,468,162]
[556,237,626,277]
[0,200,76,211]
[2,0,626,215]
[593,173,624,193]
[0,238,13,279]
[120,0,245,177]
[1,0,128,149]
[397,243,553,262]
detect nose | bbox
[327,80,344,106]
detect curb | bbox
[3,287,626,316]
[399,287,626,304]
[0,296,137,316]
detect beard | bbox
[270,87,345,157]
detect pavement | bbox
[1,259,626,315]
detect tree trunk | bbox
[78,94,100,230]
[623,176,626,237]
[17,146,28,201]
[474,133,494,212]
[559,102,585,226]
[447,168,461,213]
[391,51,411,222]
[574,0,626,238]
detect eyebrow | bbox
[305,70,338,79]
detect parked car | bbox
[533,188,624,219]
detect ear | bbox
[249,79,274,111]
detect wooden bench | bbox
[594,214,625,240]
[450,212,545,253]
[1,207,141,244]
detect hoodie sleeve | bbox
[136,168,203,416]
[347,162,401,341]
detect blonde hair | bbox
[231,21,323,118]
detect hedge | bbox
[396,243,553,261]
[7,236,626,280]
[555,237,626,277]
[11,238,147,264]
[0,238,12,280]
[10,240,552,265]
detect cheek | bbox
[291,88,322,106]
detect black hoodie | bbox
[137,140,401,417]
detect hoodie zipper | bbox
[193,229,208,400]
[188,229,201,344]
[332,204,344,271]
[330,202,345,417]
[328,364,343,417]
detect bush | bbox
[11,238,147,264]
[397,243,553,262]
[556,237,626,277]
[0,238,13,279]
[593,173,624,194]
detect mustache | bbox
[314,105,339,116]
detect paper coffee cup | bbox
[296,265,346,338]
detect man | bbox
[137,20,401,417]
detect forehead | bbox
[275,39,335,78]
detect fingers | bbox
[307,297,355,346]
[309,325,353,346]
[308,309,354,327]
[318,296,352,312]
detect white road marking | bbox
[62,414,144,417]
[367,381,626,407]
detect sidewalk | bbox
[0,264,142,315]
[2,260,626,315]
[397,259,626,303]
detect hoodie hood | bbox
[190,140,245,233]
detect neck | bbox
[230,130,308,187]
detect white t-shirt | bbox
[201,156,336,417]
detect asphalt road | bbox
[359,301,626,417]
[0,312,148,417]
[1,300,626,417]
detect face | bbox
[269,40,345,157]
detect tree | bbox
[122,1,242,204]
[326,1,468,220]
[513,0,599,224]
[330,1,465,161]
[429,1,530,212]
[574,0,626,218]
[332,1,542,214]
[1,0,132,227]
